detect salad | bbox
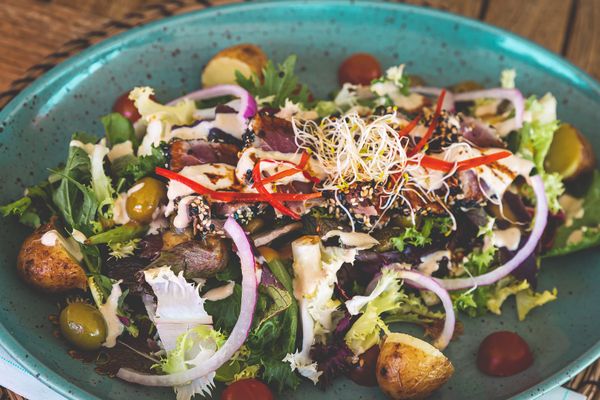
[2,43,599,400]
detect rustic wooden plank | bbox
[52,0,149,19]
[0,0,109,90]
[399,0,484,18]
[566,0,600,80]
[484,0,573,54]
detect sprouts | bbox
[293,111,473,229]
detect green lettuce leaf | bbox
[0,183,54,228]
[129,87,196,125]
[344,268,402,355]
[101,112,137,148]
[390,216,452,252]
[547,171,600,256]
[516,95,564,212]
[236,55,309,108]
[516,287,557,320]
[113,144,167,184]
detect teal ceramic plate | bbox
[1,1,599,399]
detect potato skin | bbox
[545,123,596,181]
[17,222,87,293]
[376,333,454,400]
[201,44,267,87]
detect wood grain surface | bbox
[0,0,598,399]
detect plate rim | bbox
[0,1,599,399]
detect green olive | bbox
[126,177,167,223]
[450,80,484,93]
[59,302,107,351]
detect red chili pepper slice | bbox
[416,151,512,172]
[252,161,301,219]
[408,89,446,156]
[155,167,321,204]
[456,151,513,171]
[258,151,320,185]
[397,113,422,137]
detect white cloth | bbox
[0,344,586,400]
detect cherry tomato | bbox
[221,379,274,400]
[348,345,379,386]
[338,53,382,86]
[477,331,533,377]
[112,91,141,122]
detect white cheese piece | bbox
[321,230,379,250]
[40,230,83,261]
[491,227,521,251]
[165,164,236,216]
[112,192,131,225]
[418,250,451,276]
[71,229,87,244]
[236,147,326,188]
[172,195,196,230]
[204,281,235,301]
[107,140,134,163]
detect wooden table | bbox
[0,0,599,398]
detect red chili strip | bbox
[155,167,320,203]
[252,161,301,219]
[397,113,422,137]
[408,89,446,156]
[416,151,512,172]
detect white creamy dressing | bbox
[138,119,164,156]
[321,230,379,250]
[193,99,241,120]
[276,100,319,121]
[40,230,84,261]
[236,147,327,189]
[147,205,169,235]
[418,250,450,276]
[560,194,585,227]
[71,229,87,244]
[138,109,247,157]
[112,193,131,225]
[165,164,236,216]
[204,281,235,301]
[107,140,134,163]
[408,166,447,191]
[98,280,125,348]
[69,139,97,155]
[491,227,521,251]
[172,195,196,230]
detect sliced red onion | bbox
[438,175,547,291]
[117,217,257,386]
[454,88,525,132]
[372,268,455,350]
[167,84,257,120]
[411,86,455,112]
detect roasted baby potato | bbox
[376,333,454,400]
[201,44,268,87]
[17,221,87,293]
[545,123,596,181]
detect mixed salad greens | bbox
[2,44,599,400]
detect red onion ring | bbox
[411,86,455,112]
[117,217,257,386]
[368,268,455,350]
[454,88,525,132]
[167,84,257,119]
[438,175,547,291]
